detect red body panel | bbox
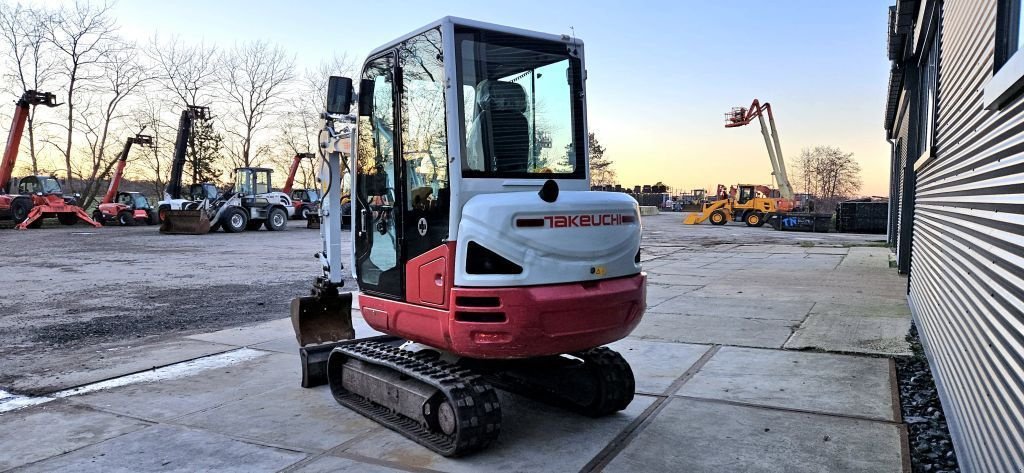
[359,273,646,359]
[405,242,454,309]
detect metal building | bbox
[886,0,1024,470]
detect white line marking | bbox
[0,348,268,414]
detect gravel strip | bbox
[896,324,959,473]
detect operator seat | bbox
[468,80,530,173]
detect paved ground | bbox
[0,213,910,472]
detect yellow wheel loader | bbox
[683,184,776,227]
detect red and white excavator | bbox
[290,17,646,457]
[93,132,156,226]
[0,90,100,229]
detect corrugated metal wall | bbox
[907,0,1024,471]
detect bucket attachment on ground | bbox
[159,209,211,234]
[290,291,354,387]
[683,213,700,225]
[306,215,320,229]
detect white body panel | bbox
[455,190,641,287]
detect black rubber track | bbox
[326,341,501,457]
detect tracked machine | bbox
[290,18,646,457]
[0,90,100,229]
[94,132,157,226]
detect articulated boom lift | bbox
[0,90,100,229]
[290,17,647,456]
[94,132,156,226]
[724,99,795,200]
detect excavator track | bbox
[326,340,501,457]
[468,347,635,417]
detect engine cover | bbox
[455,190,642,287]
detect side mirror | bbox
[358,79,374,116]
[326,76,354,114]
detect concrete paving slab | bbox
[786,313,912,356]
[15,423,306,473]
[677,347,895,420]
[0,401,150,471]
[604,398,904,473]
[608,338,710,394]
[69,352,295,422]
[645,283,704,309]
[175,384,379,451]
[808,300,911,318]
[289,454,408,473]
[249,314,386,354]
[630,311,795,348]
[187,317,293,347]
[339,393,656,472]
[4,338,236,395]
[650,295,812,322]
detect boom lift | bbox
[0,90,100,229]
[94,132,156,226]
[724,99,794,201]
[289,18,646,457]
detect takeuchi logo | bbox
[543,214,636,228]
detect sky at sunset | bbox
[48,0,892,196]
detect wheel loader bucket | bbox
[291,292,354,387]
[159,210,211,234]
[683,213,700,225]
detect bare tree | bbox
[147,34,218,108]
[46,1,118,193]
[795,145,862,212]
[218,40,295,169]
[275,54,354,189]
[74,45,152,207]
[589,132,616,186]
[0,2,58,173]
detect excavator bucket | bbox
[159,209,211,234]
[290,292,354,387]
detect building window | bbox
[918,35,939,162]
[985,0,1024,108]
[997,0,1024,68]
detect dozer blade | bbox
[290,292,354,387]
[159,210,211,234]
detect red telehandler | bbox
[0,90,100,229]
[93,132,156,226]
[282,152,319,220]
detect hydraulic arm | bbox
[102,131,154,205]
[163,106,210,202]
[725,99,794,200]
[1,91,58,193]
[282,152,315,195]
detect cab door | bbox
[354,53,403,299]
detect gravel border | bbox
[895,324,960,472]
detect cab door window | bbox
[400,28,449,259]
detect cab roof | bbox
[366,16,583,59]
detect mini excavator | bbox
[290,18,647,456]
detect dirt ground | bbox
[0,212,884,392]
[0,219,331,390]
